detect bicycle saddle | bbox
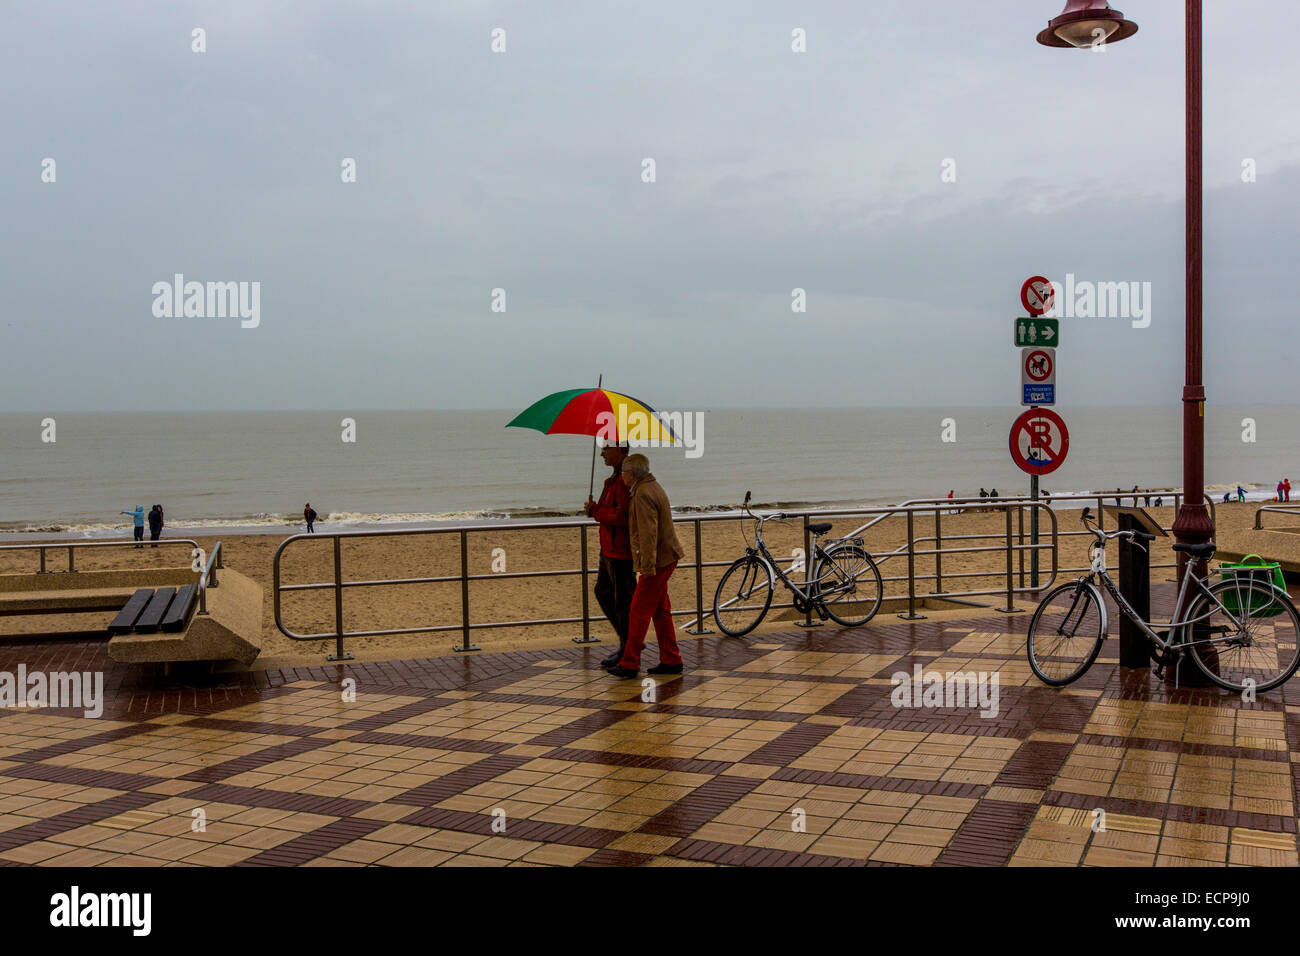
[808,522,833,535]
[1170,540,1216,558]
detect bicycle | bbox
[1026,507,1300,692]
[712,491,883,637]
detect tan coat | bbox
[627,474,685,575]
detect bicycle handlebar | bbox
[1080,508,1155,549]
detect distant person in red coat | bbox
[585,442,635,667]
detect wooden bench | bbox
[107,585,198,636]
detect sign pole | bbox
[1030,473,1039,589]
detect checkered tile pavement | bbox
[0,588,1297,867]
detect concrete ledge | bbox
[0,568,197,593]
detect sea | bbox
[0,408,1294,537]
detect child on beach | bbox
[304,503,318,533]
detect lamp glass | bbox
[1054,18,1120,48]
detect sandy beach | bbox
[0,498,1262,668]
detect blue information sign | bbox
[1023,384,1055,406]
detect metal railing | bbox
[272,500,1065,659]
[1255,503,1300,530]
[198,541,223,615]
[0,538,206,574]
[271,489,1216,660]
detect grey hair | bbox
[623,453,650,476]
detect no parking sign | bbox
[1009,408,1069,476]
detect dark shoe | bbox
[605,665,638,679]
[647,663,683,675]
[599,653,620,668]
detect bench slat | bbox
[134,587,177,633]
[160,584,198,633]
[108,589,155,635]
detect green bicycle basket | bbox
[1218,554,1287,618]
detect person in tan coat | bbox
[606,454,686,678]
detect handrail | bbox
[198,541,222,615]
[1255,503,1300,530]
[0,538,204,574]
[272,501,1059,659]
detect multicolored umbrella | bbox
[507,386,682,444]
[507,380,683,496]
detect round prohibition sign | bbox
[1020,275,1055,317]
[1025,349,1053,382]
[1009,408,1069,476]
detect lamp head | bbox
[1036,0,1138,49]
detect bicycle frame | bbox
[1075,546,1271,655]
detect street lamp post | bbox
[1036,1,1215,605]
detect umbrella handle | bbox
[588,373,603,500]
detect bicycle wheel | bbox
[1026,580,1106,686]
[810,543,883,628]
[1182,577,1300,693]
[713,555,774,637]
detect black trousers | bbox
[133,526,144,541]
[594,554,636,654]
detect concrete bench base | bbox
[108,570,262,667]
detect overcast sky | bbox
[2,0,1297,412]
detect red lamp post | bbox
[1037,1,1215,598]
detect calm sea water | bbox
[0,408,1294,535]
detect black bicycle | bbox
[712,492,883,637]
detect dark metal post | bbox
[934,507,943,594]
[1017,502,1025,588]
[796,515,822,628]
[454,529,480,652]
[899,510,924,620]
[1170,0,1215,611]
[574,525,597,644]
[39,548,46,573]
[686,520,713,635]
[1117,512,1152,668]
[999,506,1021,613]
[1030,474,1040,589]
[328,535,353,661]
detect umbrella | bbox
[507,377,682,495]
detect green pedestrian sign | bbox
[1014,317,1059,347]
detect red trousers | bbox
[618,561,682,669]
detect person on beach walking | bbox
[585,442,635,668]
[121,505,145,547]
[1277,481,1285,503]
[304,503,317,533]
[606,454,685,679]
[147,504,164,546]
[1237,485,1246,502]
[1286,478,1292,502]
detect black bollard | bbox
[1117,512,1152,668]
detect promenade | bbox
[0,581,1294,867]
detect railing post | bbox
[795,514,822,628]
[328,535,354,661]
[573,525,598,644]
[934,507,943,594]
[898,510,924,620]
[1017,504,1025,588]
[39,547,46,573]
[453,528,480,653]
[998,506,1022,613]
[686,519,713,635]
[68,547,75,572]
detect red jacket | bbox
[592,470,632,559]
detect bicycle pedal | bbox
[814,604,829,621]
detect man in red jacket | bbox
[585,442,635,667]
